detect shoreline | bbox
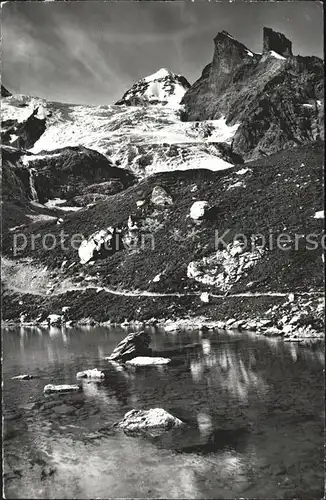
[3,314,324,344]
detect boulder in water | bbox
[47,314,62,326]
[116,408,184,432]
[43,384,81,394]
[12,374,36,380]
[125,356,171,366]
[76,368,105,379]
[106,330,152,363]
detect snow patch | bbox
[236,168,250,175]
[10,134,19,143]
[313,210,324,219]
[269,50,286,60]
[227,180,245,190]
[44,198,67,208]
[21,152,61,166]
[144,68,174,82]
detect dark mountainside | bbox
[1,27,324,339]
[181,28,324,160]
[1,145,137,234]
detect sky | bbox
[1,1,324,105]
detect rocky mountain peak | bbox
[144,68,174,81]
[214,30,254,58]
[181,26,323,160]
[263,27,293,58]
[209,31,256,94]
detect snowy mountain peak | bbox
[144,68,174,82]
[115,68,191,107]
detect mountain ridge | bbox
[181,27,324,160]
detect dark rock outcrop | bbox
[107,331,152,362]
[17,146,137,203]
[1,85,12,97]
[181,27,324,160]
[263,27,292,57]
[9,107,47,150]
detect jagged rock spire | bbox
[263,27,293,57]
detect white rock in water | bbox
[47,314,62,325]
[43,384,81,394]
[125,356,171,366]
[12,374,35,380]
[76,368,105,379]
[117,408,184,431]
[190,201,209,220]
[163,323,181,332]
[200,292,210,303]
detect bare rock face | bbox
[107,331,152,363]
[187,241,265,292]
[181,27,324,160]
[263,27,292,57]
[210,30,257,95]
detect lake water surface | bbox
[3,326,324,499]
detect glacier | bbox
[2,92,241,176]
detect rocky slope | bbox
[181,27,324,160]
[2,142,324,336]
[115,68,191,106]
